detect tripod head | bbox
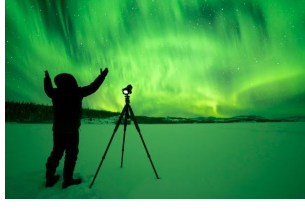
[122,84,132,104]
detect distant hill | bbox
[5,101,305,124]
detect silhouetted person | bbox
[44,68,109,189]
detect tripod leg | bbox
[120,106,129,168]
[89,105,127,188]
[128,105,160,179]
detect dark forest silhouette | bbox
[5,101,119,123]
[5,101,304,124]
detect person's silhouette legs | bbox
[45,133,64,187]
[45,132,82,188]
[62,132,82,189]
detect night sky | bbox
[5,0,305,118]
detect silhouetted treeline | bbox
[6,101,304,124]
[5,101,119,123]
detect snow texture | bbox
[5,122,305,199]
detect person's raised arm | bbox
[44,70,54,98]
[81,68,109,97]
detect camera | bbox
[122,84,132,95]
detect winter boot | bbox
[46,174,60,187]
[62,178,82,189]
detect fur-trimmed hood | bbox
[54,73,78,90]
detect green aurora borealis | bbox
[5,0,305,118]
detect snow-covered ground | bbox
[4,122,305,208]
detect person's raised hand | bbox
[100,67,108,76]
[44,70,50,78]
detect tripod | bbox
[89,94,160,188]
